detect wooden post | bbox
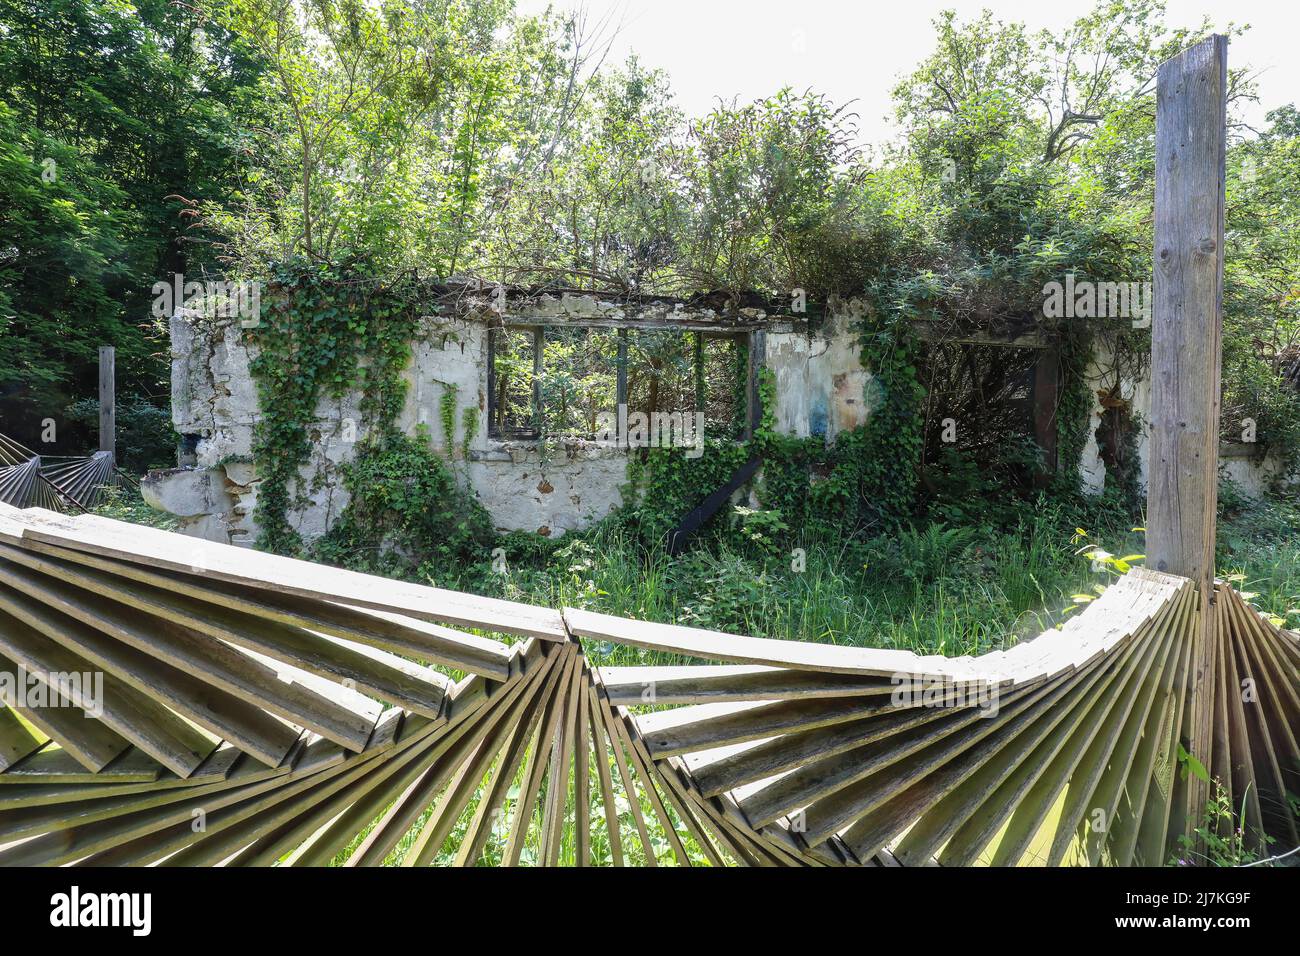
[98,345,116,458]
[1147,35,1227,839]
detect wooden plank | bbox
[806,669,1091,856]
[739,677,1057,833]
[98,346,115,457]
[588,684,657,866]
[0,746,240,810]
[13,536,510,681]
[124,729,408,867]
[936,623,1154,866]
[0,587,295,770]
[639,693,969,761]
[685,699,959,799]
[598,665,899,706]
[67,718,407,868]
[0,614,217,776]
[984,620,1171,866]
[567,607,988,681]
[1224,594,1299,846]
[9,507,565,641]
[0,745,160,786]
[608,705,693,866]
[650,755,730,868]
[1108,594,1198,866]
[1138,594,1198,865]
[450,668,555,866]
[573,669,591,867]
[0,705,46,771]
[539,653,583,865]
[587,692,624,866]
[502,648,578,865]
[219,713,438,869]
[0,560,377,752]
[404,658,557,867]
[348,657,553,867]
[892,652,1111,866]
[1052,618,1180,865]
[0,542,449,715]
[1146,34,1228,839]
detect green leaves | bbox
[249,261,422,554]
[1178,743,1212,785]
[315,425,494,578]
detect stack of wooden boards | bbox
[0,431,119,511]
[0,501,1295,866]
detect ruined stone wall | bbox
[765,301,874,440]
[145,298,863,545]
[1079,335,1287,498]
[147,304,1290,547]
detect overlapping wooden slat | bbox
[0,500,1294,868]
[10,506,564,641]
[0,706,46,772]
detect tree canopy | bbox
[1,0,1297,465]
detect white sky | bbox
[515,0,1299,148]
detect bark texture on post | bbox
[98,345,116,458]
[1147,35,1227,840]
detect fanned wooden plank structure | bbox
[0,502,1294,866]
[0,434,67,512]
[2,351,125,512]
[0,432,123,513]
[0,36,1292,867]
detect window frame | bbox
[486,323,762,444]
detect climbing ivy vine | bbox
[314,425,494,578]
[248,263,421,553]
[1052,330,1096,499]
[246,262,493,567]
[621,301,928,550]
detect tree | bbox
[0,0,266,448]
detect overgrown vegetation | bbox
[247,261,421,554]
[20,0,1295,871]
[314,426,494,579]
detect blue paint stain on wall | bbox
[809,397,828,438]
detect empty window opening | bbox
[489,326,750,442]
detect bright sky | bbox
[515,0,1299,148]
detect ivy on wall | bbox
[248,262,420,553]
[247,266,1117,572]
[619,296,1114,554]
[314,425,494,578]
[1052,330,1096,499]
[247,262,493,569]
[622,303,928,550]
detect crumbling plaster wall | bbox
[147,298,863,545]
[765,301,874,440]
[1078,335,1286,498]
[149,304,1290,547]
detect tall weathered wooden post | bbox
[1147,35,1227,838]
[98,345,116,459]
